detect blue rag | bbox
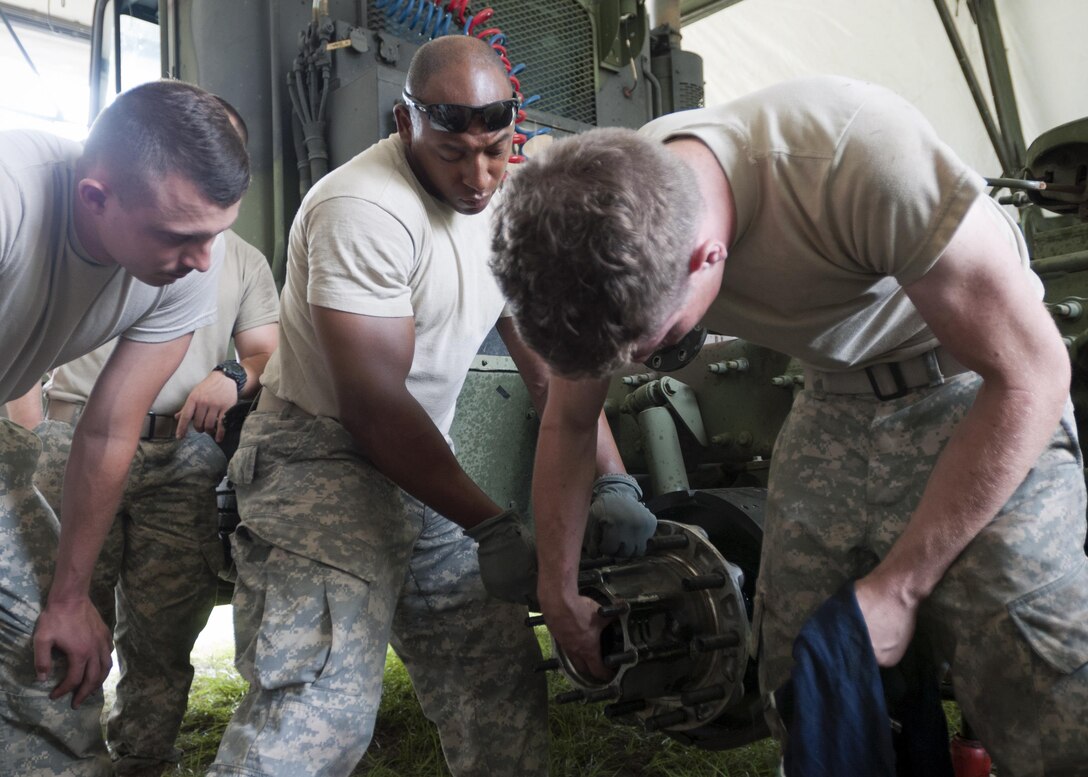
[775,583,953,777]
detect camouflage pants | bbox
[754,373,1088,777]
[0,419,112,777]
[35,418,227,775]
[208,407,548,777]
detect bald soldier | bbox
[208,34,655,777]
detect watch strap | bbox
[213,359,247,396]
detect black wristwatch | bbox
[213,359,247,397]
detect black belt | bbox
[45,399,181,440]
[803,348,970,401]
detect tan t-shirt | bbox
[261,134,507,434]
[45,230,280,414]
[640,76,1033,372]
[0,130,221,402]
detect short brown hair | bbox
[81,80,249,207]
[491,127,699,377]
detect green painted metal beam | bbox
[679,0,745,26]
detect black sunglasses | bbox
[402,90,519,133]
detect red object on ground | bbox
[950,734,993,777]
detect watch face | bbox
[217,360,246,388]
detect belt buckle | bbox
[142,411,168,440]
[865,361,910,401]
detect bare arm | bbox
[34,334,192,706]
[175,322,279,441]
[5,383,44,429]
[532,375,614,678]
[312,305,501,528]
[498,316,626,476]
[234,323,280,399]
[856,196,1070,664]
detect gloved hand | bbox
[583,473,657,558]
[466,509,539,607]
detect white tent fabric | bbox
[682,0,1088,178]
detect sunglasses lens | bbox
[424,100,517,133]
[429,104,473,133]
[481,101,517,131]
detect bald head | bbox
[406,35,509,101]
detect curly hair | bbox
[81,80,250,207]
[491,127,700,377]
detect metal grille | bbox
[678,81,704,110]
[368,1,598,126]
[488,0,597,126]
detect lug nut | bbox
[603,649,638,668]
[693,632,741,652]
[680,685,726,706]
[598,602,630,618]
[645,710,687,731]
[605,699,647,718]
[646,534,689,552]
[555,689,585,704]
[682,573,726,592]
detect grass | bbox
[162,627,780,777]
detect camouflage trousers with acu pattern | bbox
[754,372,1088,777]
[34,416,228,776]
[208,406,549,777]
[0,419,113,777]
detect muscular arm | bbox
[4,383,44,429]
[234,323,279,400]
[856,196,1070,664]
[312,305,501,528]
[34,334,192,706]
[531,375,614,678]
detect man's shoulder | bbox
[221,229,278,309]
[301,135,425,220]
[642,76,884,137]
[223,229,268,269]
[0,130,80,177]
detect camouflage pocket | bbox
[227,444,258,486]
[251,550,332,689]
[1008,559,1088,675]
[1058,406,1083,468]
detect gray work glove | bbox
[583,473,658,558]
[466,509,538,607]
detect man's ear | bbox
[688,239,727,274]
[76,177,111,214]
[394,103,413,148]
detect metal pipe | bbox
[90,0,112,120]
[111,0,121,95]
[268,2,288,288]
[0,5,39,76]
[637,406,690,495]
[931,0,1013,175]
[1030,250,1088,276]
[985,176,1046,191]
[642,58,663,119]
[971,0,1026,168]
[648,0,681,47]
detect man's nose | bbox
[464,154,491,191]
[183,238,215,272]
